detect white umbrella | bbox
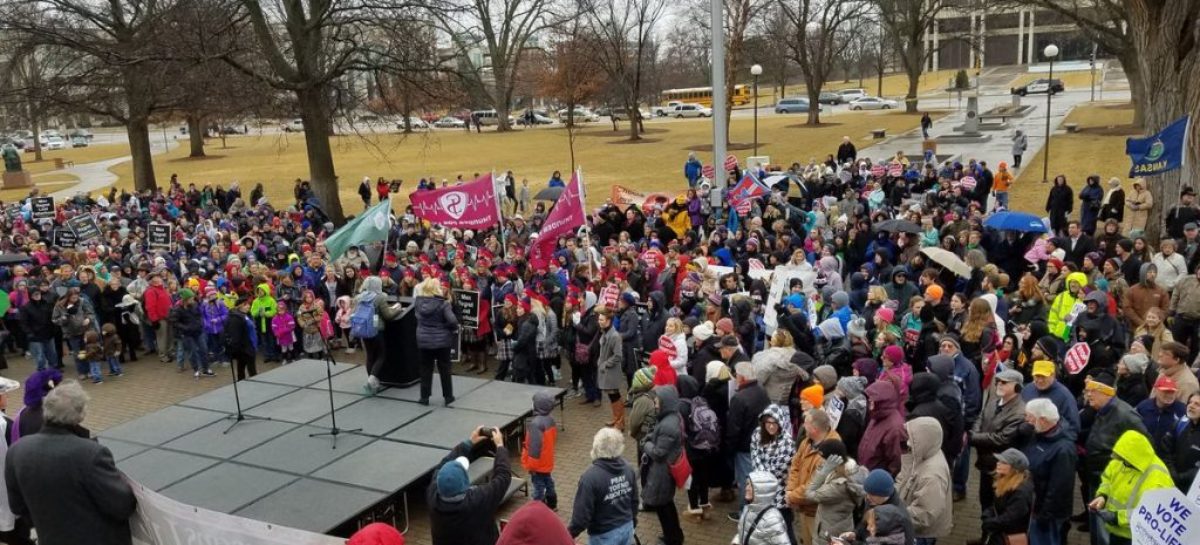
[921,247,972,278]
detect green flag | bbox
[324,198,392,262]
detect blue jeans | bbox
[28,341,57,371]
[531,472,557,507]
[734,451,753,510]
[1029,517,1067,545]
[106,356,123,375]
[915,538,937,545]
[995,191,1009,210]
[67,336,86,376]
[953,446,971,495]
[206,332,225,363]
[85,359,102,382]
[178,336,207,372]
[140,321,157,353]
[588,521,633,545]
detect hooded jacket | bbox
[1048,272,1088,340]
[1095,430,1176,538]
[898,417,953,539]
[752,346,802,404]
[1023,424,1077,521]
[836,376,869,456]
[728,379,771,453]
[1122,269,1169,329]
[906,373,962,465]
[805,455,867,544]
[859,380,906,476]
[641,385,683,507]
[1084,396,1148,478]
[751,404,795,509]
[415,295,459,350]
[568,456,638,538]
[734,470,792,545]
[250,283,278,333]
[427,440,512,545]
[785,429,843,514]
[497,501,573,545]
[640,292,669,353]
[521,392,557,474]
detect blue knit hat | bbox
[436,457,470,498]
[863,469,895,497]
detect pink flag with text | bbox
[529,171,586,265]
[409,173,501,229]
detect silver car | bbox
[848,96,899,110]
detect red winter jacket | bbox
[143,285,172,323]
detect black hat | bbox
[816,439,849,460]
[719,335,740,348]
[1183,186,1196,197]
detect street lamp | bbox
[751,63,763,156]
[1041,43,1059,184]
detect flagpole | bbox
[493,169,507,261]
[380,197,391,273]
[578,168,596,284]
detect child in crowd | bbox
[521,391,558,510]
[100,323,124,378]
[335,295,357,353]
[272,301,297,363]
[79,330,104,384]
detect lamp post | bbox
[751,63,762,156]
[1041,43,1059,184]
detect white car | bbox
[283,118,304,132]
[653,101,684,117]
[42,130,61,138]
[838,88,868,101]
[670,104,712,118]
[42,136,66,150]
[848,96,899,110]
[397,117,429,130]
[557,108,599,123]
[433,116,466,128]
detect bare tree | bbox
[582,0,666,140]
[537,22,605,167]
[433,0,564,132]
[684,0,772,140]
[780,0,866,125]
[872,0,947,113]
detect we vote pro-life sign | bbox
[1131,488,1200,545]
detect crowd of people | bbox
[0,134,1198,545]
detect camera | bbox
[479,426,496,437]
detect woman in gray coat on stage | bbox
[414,278,459,406]
[641,385,685,545]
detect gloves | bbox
[820,454,844,473]
[572,312,581,325]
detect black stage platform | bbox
[100,359,565,536]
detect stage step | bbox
[469,457,495,484]
[502,477,528,503]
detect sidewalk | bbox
[47,139,178,199]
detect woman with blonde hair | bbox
[1134,307,1174,359]
[959,298,998,368]
[979,449,1034,545]
[1007,273,1047,326]
[414,277,459,405]
[662,317,688,374]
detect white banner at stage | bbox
[130,480,345,545]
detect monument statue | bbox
[2,147,21,172]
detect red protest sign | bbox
[702,165,715,179]
[724,155,738,170]
[1065,343,1091,375]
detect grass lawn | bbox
[0,172,79,202]
[764,69,961,104]
[1008,101,1138,215]
[20,143,131,175]
[1008,71,1099,93]
[108,111,934,208]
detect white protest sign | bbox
[708,265,734,278]
[1130,487,1200,545]
[130,480,344,545]
[1189,472,1200,507]
[826,396,845,430]
[763,264,818,333]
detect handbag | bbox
[668,420,691,488]
[1003,534,1028,545]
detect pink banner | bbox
[530,171,586,264]
[409,173,500,229]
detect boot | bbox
[608,399,626,431]
[475,359,488,375]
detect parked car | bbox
[775,98,820,114]
[11,130,32,141]
[71,136,89,148]
[837,88,868,101]
[848,96,899,110]
[42,130,61,138]
[610,108,651,122]
[1012,78,1064,96]
[218,125,245,135]
[517,110,555,125]
[557,108,599,123]
[42,136,66,150]
[283,118,305,132]
[397,117,429,130]
[68,128,93,140]
[818,91,843,105]
[653,101,685,117]
[434,116,467,128]
[670,104,712,118]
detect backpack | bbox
[349,295,379,339]
[688,396,720,451]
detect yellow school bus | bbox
[660,85,751,108]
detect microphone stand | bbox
[223,356,272,433]
[307,311,361,449]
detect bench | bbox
[871,129,887,139]
[979,114,1009,123]
[1065,123,1080,133]
[54,158,74,169]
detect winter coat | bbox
[1084,397,1148,479]
[751,404,795,509]
[51,299,96,338]
[1122,281,1169,329]
[415,295,459,350]
[1125,186,1152,234]
[18,298,54,342]
[222,309,258,357]
[597,327,624,391]
[1047,273,1088,340]
[734,470,791,545]
[970,390,1029,473]
[1023,425,1077,522]
[1162,415,1200,492]
[860,380,907,476]
[617,306,641,375]
[1135,398,1186,447]
[500,504,572,545]
[728,381,771,453]
[898,417,953,539]
[1011,132,1027,155]
[852,493,915,545]
[805,459,867,545]
[250,283,278,333]
[752,347,801,404]
[628,383,658,442]
[143,284,172,323]
[1095,431,1176,538]
[906,373,962,466]
[785,430,842,514]
[1020,379,1082,441]
[512,315,539,375]
[271,312,296,347]
[200,299,228,335]
[521,392,557,474]
[980,478,1035,545]
[641,385,683,507]
[1079,183,1103,231]
[568,457,638,538]
[426,440,512,545]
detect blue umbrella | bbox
[984,211,1047,233]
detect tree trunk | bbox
[126,118,157,192]
[30,112,42,163]
[296,86,346,225]
[1126,0,1200,243]
[628,101,641,141]
[904,69,921,113]
[806,82,822,125]
[1119,51,1147,128]
[493,66,513,132]
[187,116,205,157]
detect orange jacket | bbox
[994,170,1014,192]
[521,425,557,474]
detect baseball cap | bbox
[1032,360,1056,378]
[1154,376,1178,392]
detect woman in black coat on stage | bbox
[1045,174,1074,237]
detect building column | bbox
[932,20,940,71]
[968,13,976,68]
[1017,10,1025,65]
[978,12,986,68]
[1027,10,1036,64]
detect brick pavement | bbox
[1,350,1089,545]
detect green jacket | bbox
[1095,430,1176,538]
[1048,272,1088,340]
[250,283,277,333]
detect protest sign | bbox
[827,397,845,430]
[1189,472,1200,507]
[31,197,54,220]
[724,154,738,170]
[410,173,501,229]
[67,214,101,244]
[1130,487,1200,545]
[453,289,481,328]
[763,264,818,333]
[601,284,620,309]
[1065,342,1091,375]
[53,226,77,248]
[148,222,173,250]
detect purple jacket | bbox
[687,198,702,227]
[200,300,229,335]
[858,379,907,476]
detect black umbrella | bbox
[534,186,564,201]
[0,253,31,265]
[873,219,922,234]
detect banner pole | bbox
[494,169,507,261]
